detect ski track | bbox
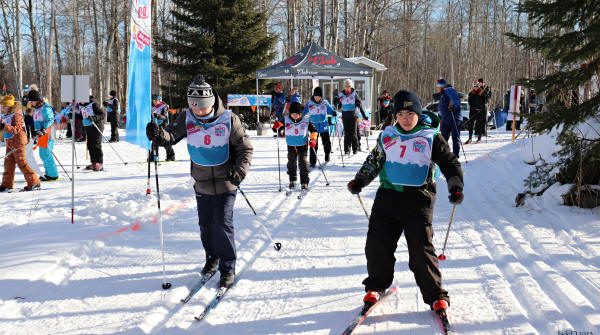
[1,131,599,334]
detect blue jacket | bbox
[272,91,286,118]
[33,102,55,131]
[437,86,461,124]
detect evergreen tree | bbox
[156,0,275,107]
[507,1,600,201]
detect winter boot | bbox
[0,186,13,193]
[289,181,296,189]
[84,164,95,170]
[219,271,235,289]
[301,183,308,190]
[22,184,41,192]
[363,290,384,308]
[325,153,330,162]
[464,138,472,144]
[40,175,58,182]
[431,299,449,316]
[201,258,219,276]
[476,135,482,143]
[93,163,104,171]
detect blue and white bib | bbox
[82,104,94,127]
[305,100,328,124]
[186,109,232,167]
[284,116,309,146]
[338,91,357,112]
[1,114,14,139]
[152,104,169,125]
[380,126,435,186]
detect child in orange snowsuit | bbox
[0,95,40,192]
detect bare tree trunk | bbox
[91,0,103,97]
[320,0,326,47]
[46,0,55,102]
[53,9,62,77]
[331,0,339,53]
[27,0,42,86]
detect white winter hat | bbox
[343,79,353,88]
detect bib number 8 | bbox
[204,134,211,145]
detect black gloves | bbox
[228,170,243,187]
[146,122,160,141]
[347,179,363,194]
[0,123,4,130]
[447,176,464,205]
[332,111,337,117]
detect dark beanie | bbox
[27,89,42,102]
[313,86,323,97]
[289,101,303,115]
[393,90,422,115]
[109,90,116,97]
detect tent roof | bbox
[345,57,387,71]
[256,43,373,79]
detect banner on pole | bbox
[125,0,152,150]
[227,94,272,107]
[508,85,522,121]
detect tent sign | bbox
[227,94,272,107]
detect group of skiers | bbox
[1,74,467,320]
[141,75,464,323]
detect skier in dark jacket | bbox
[347,90,464,316]
[285,102,318,191]
[82,96,106,171]
[436,79,462,158]
[466,81,487,143]
[146,75,253,289]
[271,82,287,137]
[378,96,394,128]
[336,79,368,155]
[150,94,175,161]
[106,90,120,142]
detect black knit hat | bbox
[313,86,323,97]
[289,101,303,115]
[27,89,42,102]
[187,74,215,109]
[393,90,422,115]
[109,90,116,97]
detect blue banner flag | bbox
[125,0,152,150]
[227,94,272,107]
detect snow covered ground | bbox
[0,127,598,335]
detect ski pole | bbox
[153,144,171,290]
[275,123,282,192]
[357,194,370,221]
[310,147,329,186]
[450,115,468,163]
[51,151,73,181]
[0,147,20,160]
[437,204,456,261]
[91,122,128,165]
[146,149,152,195]
[336,121,345,167]
[238,186,282,251]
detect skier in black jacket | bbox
[347,90,464,316]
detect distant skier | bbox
[436,78,462,158]
[336,79,368,155]
[27,89,59,181]
[466,81,487,143]
[145,75,253,289]
[81,96,106,171]
[347,90,464,317]
[378,93,394,129]
[150,94,175,161]
[285,102,317,191]
[303,87,335,166]
[0,95,40,192]
[270,82,286,137]
[106,90,120,142]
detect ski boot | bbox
[464,138,472,144]
[22,184,41,192]
[40,175,58,181]
[0,186,13,193]
[362,290,384,312]
[201,258,219,277]
[219,271,235,289]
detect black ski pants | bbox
[309,132,332,166]
[342,112,358,153]
[196,190,237,274]
[363,187,449,306]
[84,123,103,164]
[107,111,119,141]
[466,108,486,138]
[287,145,309,185]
